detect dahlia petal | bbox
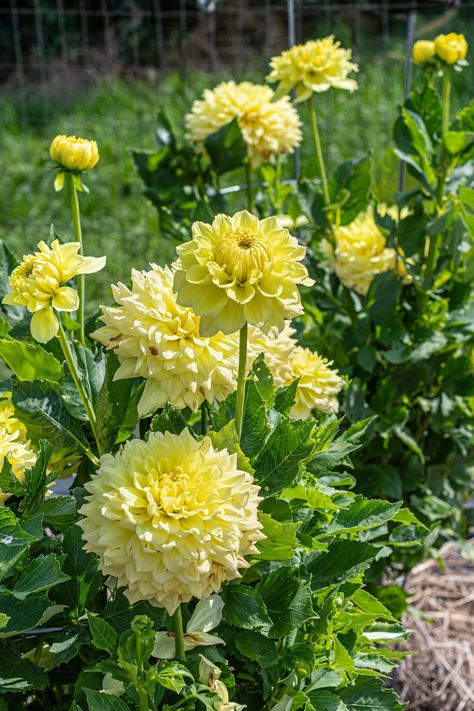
[30,308,59,343]
[52,286,79,311]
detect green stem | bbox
[57,318,102,458]
[235,322,248,442]
[201,402,209,435]
[245,162,254,212]
[68,175,86,345]
[307,94,330,207]
[136,634,149,711]
[173,605,185,663]
[441,66,451,142]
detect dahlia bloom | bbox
[185,81,302,166]
[173,210,314,336]
[267,36,358,102]
[0,393,36,504]
[91,265,238,416]
[434,33,468,64]
[412,40,436,65]
[321,209,410,296]
[79,429,265,615]
[50,135,99,172]
[248,326,343,419]
[3,239,105,343]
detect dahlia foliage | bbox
[1,28,472,711]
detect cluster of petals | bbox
[173,210,314,337]
[3,239,105,343]
[434,33,468,64]
[50,134,99,172]
[412,40,436,65]
[91,264,238,416]
[321,209,410,296]
[0,393,36,504]
[267,36,358,101]
[248,325,343,419]
[79,429,265,614]
[185,80,302,166]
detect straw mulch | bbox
[394,542,474,710]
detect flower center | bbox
[148,466,191,516]
[10,257,38,291]
[214,228,271,283]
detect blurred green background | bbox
[1,1,473,306]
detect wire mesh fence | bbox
[1,0,473,297]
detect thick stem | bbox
[235,322,248,442]
[245,162,254,212]
[307,95,330,207]
[57,318,102,457]
[441,66,451,142]
[68,175,86,345]
[173,606,185,663]
[136,634,149,711]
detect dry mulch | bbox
[394,542,474,710]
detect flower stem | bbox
[235,322,248,442]
[136,633,149,711]
[57,318,102,458]
[245,162,254,212]
[68,174,86,345]
[201,402,209,435]
[307,94,330,207]
[173,605,185,663]
[441,66,451,142]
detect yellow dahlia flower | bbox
[91,265,238,417]
[412,40,436,65]
[173,210,314,337]
[248,326,343,419]
[0,393,36,504]
[267,36,358,102]
[79,429,264,614]
[321,209,410,296]
[185,81,302,167]
[434,33,468,64]
[50,135,99,172]
[3,240,105,343]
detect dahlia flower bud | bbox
[0,393,36,505]
[50,134,99,172]
[434,33,468,64]
[321,209,411,296]
[412,40,436,65]
[267,36,358,102]
[173,210,314,337]
[91,264,238,416]
[79,429,265,615]
[186,81,302,167]
[3,239,105,343]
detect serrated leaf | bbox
[221,584,271,630]
[205,118,247,174]
[13,554,69,598]
[0,508,35,582]
[234,630,278,668]
[308,541,377,587]
[87,614,117,655]
[62,344,105,420]
[0,338,63,383]
[338,677,404,709]
[255,567,315,637]
[155,661,194,693]
[95,352,134,450]
[0,593,51,637]
[207,420,254,474]
[83,688,130,710]
[39,496,77,530]
[351,589,395,622]
[324,496,402,535]
[0,649,48,692]
[307,690,350,711]
[257,513,300,561]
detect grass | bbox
[0,45,472,309]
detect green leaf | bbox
[155,661,194,693]
[257,513,300,561]
[234,630,278,668]
[87,614,117,655]
[83,689,130,711]
[307,691,349,711]
[338,678,404,710]
[0,339,63,383]
[0,593,51,637]
[444,130,474,154]
[0,508,36,582]
[20,439,54,515]
[39,496,77,530]
[12,380,87,452]
[13,554,69,598]
[151,405,190,436]
[351,589,395,622]
[324,496,402,535]
[274,379,299,416]
[368,271,401,326]
[330,154,372,225]
[207,420,253,475]
[0,649,48,692]
[54,524,101,612]
[95,353,134,450]
[310,417,375,474]
[308,541,377,587]
[255,567,315,637]
[254,417,315,495]
[221,585,271,631]
[205,118,247,174]
[0,457,24,498]
[62,345,105,420]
